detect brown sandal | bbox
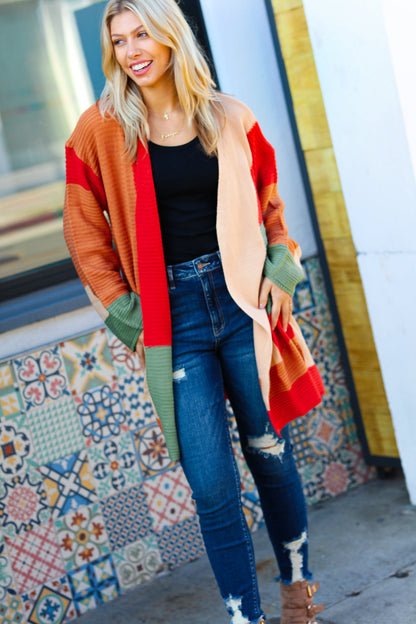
[280,580,324,624]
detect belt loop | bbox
[167,265,175,290]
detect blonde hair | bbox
[99,0,224,159]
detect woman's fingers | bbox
[258,276,272,310]
[259,277,293,331]
[280,298,291,332]
[135,332,145,369]
[270,294,281,330]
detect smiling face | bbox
[110,10,172,93]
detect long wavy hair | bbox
[99,0,224,159]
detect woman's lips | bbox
[130,60,152,75]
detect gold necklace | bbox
[150,111,185,141]
[148,104,180,120]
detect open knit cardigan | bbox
[64,93,324,461]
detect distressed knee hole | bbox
[247,432,285,460]
[172,367,186,382]
[283,530,308,583]
[224,595,251,624]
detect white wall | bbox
[200,0,317,258]
[303,0,416,503]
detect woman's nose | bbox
[127,41,141,58]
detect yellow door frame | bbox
[268,0,399,463]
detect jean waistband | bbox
[166,251,221,288]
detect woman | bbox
[64,1,325,622]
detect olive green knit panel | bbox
[145,345,180,461]
[263,243,305,296]
[105,292,143,352]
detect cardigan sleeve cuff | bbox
[263,243,305,297]
[105,292,143,352]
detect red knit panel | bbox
[247,122,277,224]
[133,144,172,347]
[66,146,107,209]
[268,365,325,434]
[268,319,315,393]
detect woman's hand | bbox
[135,331,145,369]
[258,276,293,331]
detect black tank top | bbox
[148,136,219,265]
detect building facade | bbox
[1,0,412,621]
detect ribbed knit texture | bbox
[64,94,324,461]
[106,293,143,352]
[264,244,305,296]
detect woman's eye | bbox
[138,31,148,38]
[112,38,123,46]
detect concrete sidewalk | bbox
[77,471,416,623]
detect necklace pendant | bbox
[161,130,178,140]
[163,112,169,120]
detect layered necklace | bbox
[148,105,185,141]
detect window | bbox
[0,0,216,321]
[0,0,96,299]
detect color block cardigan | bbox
[64,93,324,461]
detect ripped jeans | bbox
[167,251,312,624]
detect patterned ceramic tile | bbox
[61,330,117,397]
[88,433,141,498]
[321,460,350,497]
[339,399,359,445]
[133,423,176,479]
[0,392,24,421]
[289,419,315,467]
[39,450,97,519]
[74,383,128,446]
[0,363,24,419]
[299,443,373,506]
[298,458,327,506]
[21,574,76,624]
[68,554,120,616]
[26,398,84,466]
[306,404,346,458]
[338,444,376,487]
[0,414,37,478]
[0,472,50,538]
[293,271,315,312]
[0,537,17,605]
[0,362,14,390]
[100,484,153,550]
[6,520,65,593]
[118,374,157,431]
[54,503,110,572]
[0,594,26,623]
[295,316,322,353]
[113,534,163,592]
[106,331,142,377]
[305,257,328,307]
[311,318,340,371]
[13,347,70,411]
[319,355,348,404]
[157,515,205,571]
[143,467,195,533]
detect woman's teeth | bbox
[132,61,151,71]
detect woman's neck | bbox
[141,82,179,117]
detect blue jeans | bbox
[167,251,312,624]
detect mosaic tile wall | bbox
[0,256,375,623]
